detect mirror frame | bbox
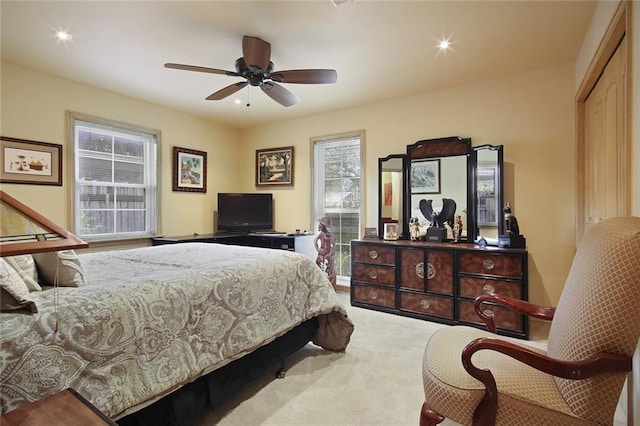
[472,144,505,238]
[378,154,407,239]
[375,137,505,243]
[404,136,474,243]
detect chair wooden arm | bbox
[474,293,556,333]
[461,336,632,426]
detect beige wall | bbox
[0,62,241,237]
[241,64,577,308]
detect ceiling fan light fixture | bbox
[167,35,336,107]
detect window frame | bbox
[310,130,365,282]
[67,112,161,242]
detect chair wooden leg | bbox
[420,401,445,426]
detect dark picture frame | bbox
[256,146,294,186]
[410,158,441,194]
[173,146,207,193]
[0,136,63,186]
[363,227,378,239]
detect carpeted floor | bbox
[195,291,628,426]
[195,291,449,425]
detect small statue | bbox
[409,217,420,241]
[419,198,457,229]
[503,202,520,235]
[453,215,463,242]
[314,216,336,290]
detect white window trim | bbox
[67,111,162,242]
[310,130,365,281]
[310,129,366,233]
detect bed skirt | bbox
[117,317,319,426]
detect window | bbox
[312,131,363,282]
[69,113,159,241]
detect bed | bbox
[0,242,354,423]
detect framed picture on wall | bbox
[173,146,207,193]
[256,146,294,186]
[0,136,62,186]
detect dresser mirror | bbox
[474,144,504,239]
[376,137,505,243]
[378,154,406,239]
[405,136,473,242]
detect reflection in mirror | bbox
[409,155,468,239]
[475,145,504,239]
[379,155,405,239]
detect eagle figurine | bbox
[419,198,457,229]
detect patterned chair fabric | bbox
[422,216,640,425]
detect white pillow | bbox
[0,258,37,312]
[33,250,85,287]
[5,254,42,291]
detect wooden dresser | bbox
[351,239,528,339]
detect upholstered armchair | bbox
[421,216,640,425]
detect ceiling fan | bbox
[165,35,337,107]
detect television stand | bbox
[151,233,316,261]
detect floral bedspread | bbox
[0,243,353,418]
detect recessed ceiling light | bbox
[438,40,450,50]
[55,30,72,41]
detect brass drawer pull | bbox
[483,284,495,294]
[369,250,378,259]
[483,259,495,270]
[483,309,495,318]
[420,299,431,310]
[370,290,378,300]
[415,262,436,279]
[369,270,378,280]
[427,263,436,279]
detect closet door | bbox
[583,37,628,232]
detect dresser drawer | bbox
[459,277,522,299]
[352,284,396,308]
[352,264,395,286]
[399,291,454,319]
[353,244,395,265]
[458,252,523,278]
[458,300,523,332]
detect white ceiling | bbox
[1,1,597,129]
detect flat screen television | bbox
[217,193,274,233]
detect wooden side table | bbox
[0,388,116,426]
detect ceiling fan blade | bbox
[270,69,337,84]
[165,63,239,77]
[261,82,299,107]
[206,81,248,100]
[242,36,271,73]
